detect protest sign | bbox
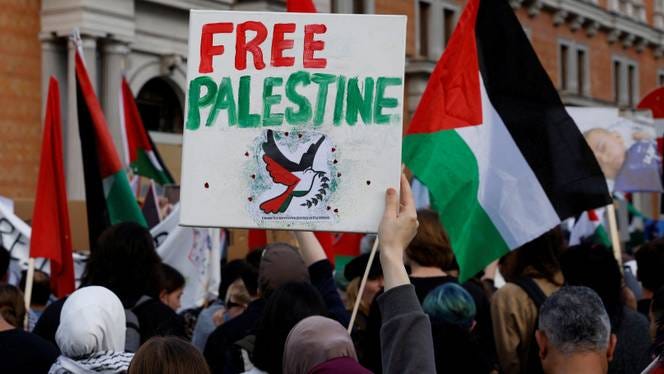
[181,11,406,232]
[151,204,223,310]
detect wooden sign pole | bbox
[347,238,380,333]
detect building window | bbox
[558,41,589,96]
[136,77,183,133]
[560,44,569,91]
[353,0,365,14]
[612,0,646,21]
[627,64,636,107]
[613,60,621,104]
[419,1,431,58]
[443,8,455,47]
[577,49,587,96]
[613,58,639,107]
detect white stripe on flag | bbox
[455,75,560,248]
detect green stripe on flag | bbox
[132,148,173,185]
[404,130,509,281]
[105,170,148,227]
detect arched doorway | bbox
[136,77,184,133]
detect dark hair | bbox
[500,227,564,286]
[19,270,51,306]
[635,239,664,292]
[128,336,210,374]
[245,248,264,270]
[160,264,185,294]
[252,282,328,374]
[406,209,454,269]
[81,222,162,304]
[240,266,259,297]
[651,286,664,360]
[560,244,624,331]
[0,246,9,281]
[0,284,25,328]
[218,260,254,300]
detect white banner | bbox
[181,11,407,233]
[151,204,222,311]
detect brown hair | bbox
[406,209,454,269]
[499,227,564,286]
[0,285,26,328]
[128,336,210,374]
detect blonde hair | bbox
[225,279,251,306]
[344,278,370,315]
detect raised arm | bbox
[377,174,436,374]
[294,231,350,325]
[293,231,327,266]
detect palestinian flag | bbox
[30,77,75,297]
[120,78,175,185]
[569,209,611,248]
[403,0,611,280]
[73,33,147,247]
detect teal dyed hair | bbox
[422,283,476,328]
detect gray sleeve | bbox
[377,284,436,374]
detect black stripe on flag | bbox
[475,0,611,220]
[77,78,111,249]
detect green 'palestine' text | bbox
[186,71,403,130]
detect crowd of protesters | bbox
[0,176,663,374]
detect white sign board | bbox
[181,11,406,232]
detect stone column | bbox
[101,40,130,164]
[40,36,68,123]
[428,1,444,61]
[65,39,85,200]
[80,35,98,92]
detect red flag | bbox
[30,77,75,297]
[248,229,268,251]
[287,0,317,13]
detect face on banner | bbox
[567,108,656,185]
[180,11,406,232]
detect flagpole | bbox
[606,203,623,268]
[23,258,36,330]
[347,237,379,333]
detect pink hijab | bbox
[282,316,371,374]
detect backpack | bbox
[124,296,152,352]
[512,277,547,374]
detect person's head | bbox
[252,282,328,374]
[0,284,25,328]
[536,286,617,373]
[650,286,664,357]
[283,316,369,374]
[584,128,626,179]
[423,283,476,330]
[344,253,383,314]
[560,244,623,330]
[56,286,126,357]
[405,209,454,270]
[258,243,309,298]
[128,336,210,374]
[159,264,185,311]
[499,228,564,284]
[19,270,51,308]
[82,222,162,303]
[635,238,664,294]
[0,246,9,283]
[245,248,264,270]
[218,259,254,301]
[224,279,251,320]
